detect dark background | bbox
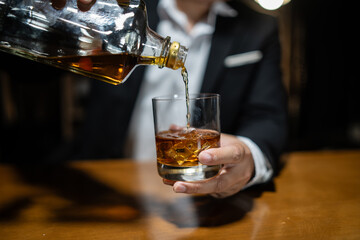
[292,0,358,149]
[0,0,358,163]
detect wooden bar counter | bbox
[0,150,359,239]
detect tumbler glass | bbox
[152,93,221,181]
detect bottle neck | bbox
[142,27,187,70]
[164,41,187,70]
[156,35,171,69]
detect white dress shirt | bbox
[125,0,273,187]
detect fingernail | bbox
[174,184,186,193]
[200,152,212,164]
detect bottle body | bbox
[0,0,187,84]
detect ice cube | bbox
[165,140,199,165]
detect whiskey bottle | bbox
[0,0,187,85]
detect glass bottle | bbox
[0,0,187,85]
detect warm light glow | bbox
[257,0,284,10]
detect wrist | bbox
[237,136,273,189]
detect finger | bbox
[199,143,249,165]
[79,0,93,3]
[173,165,252,197]
[51,0,66,9]
[163,179,176,186]
[172,171,232,195]
[169,124,184,131]
[78,0,96,11]
[172,168,230,194]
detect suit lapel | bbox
[146,0,160,30]
[201,15,244,93]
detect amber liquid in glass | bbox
[156,128,221,181]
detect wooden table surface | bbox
[0,150,359,239]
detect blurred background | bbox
[0,0,358,163]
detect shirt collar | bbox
[157,0,238,33]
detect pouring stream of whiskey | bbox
[181,67,190,129]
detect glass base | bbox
[157,163,221,182]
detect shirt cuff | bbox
[237,136,273,189]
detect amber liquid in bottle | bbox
[39,53,166,85]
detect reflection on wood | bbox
[0,151,359,239]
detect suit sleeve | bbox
[236,22,288,174]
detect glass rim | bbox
[152,93,220,102]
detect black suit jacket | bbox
[76,0,287,173]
